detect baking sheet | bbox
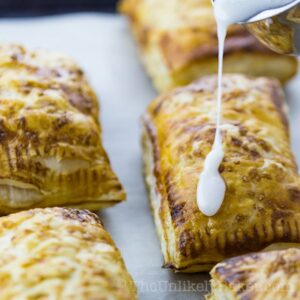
[0,13,299,300]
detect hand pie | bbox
[0,44,125,214]
[208,248,300,300]
[0,207,137,300]
[119,0,298,92]
[142,74,300,272]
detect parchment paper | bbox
[0,13,298,299]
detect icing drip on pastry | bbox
[196,18,226,217]
[197,0,294,216]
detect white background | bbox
[0,13,299,299]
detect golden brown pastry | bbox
[0,44,125,214]
[142,74,300,272]
[119,0,298,92]
[208,248,300,300]
[0,207,137,300]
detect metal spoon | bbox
[245,0,300,24]
[212,0,300,24]
[212,0,300,55]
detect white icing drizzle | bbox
[196,17,227,217]
[197,0,294,216]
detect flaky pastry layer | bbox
[0,44,125,214]
[208,248,300,300]
[0,207,137,299]
[142,74,300,272]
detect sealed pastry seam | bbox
[0,44,125,214]
[0,207,137,299]
[142,74,300,272]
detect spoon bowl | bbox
[212,0,300,55]
[240,0,300,23]
[212,0,300,23]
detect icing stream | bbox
[197,0,294,216]
[196,18,227,217]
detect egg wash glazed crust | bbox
[207,248,300,300]
[0,207,137,300]
[0,44,125,214]
[142,74,300,272]
[119,0,298,92]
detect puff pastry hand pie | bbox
[119,0,298,92]
[142,74,300,272]
[0,44,125,214]
[208,248,300,300]
[0,207,137,300]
